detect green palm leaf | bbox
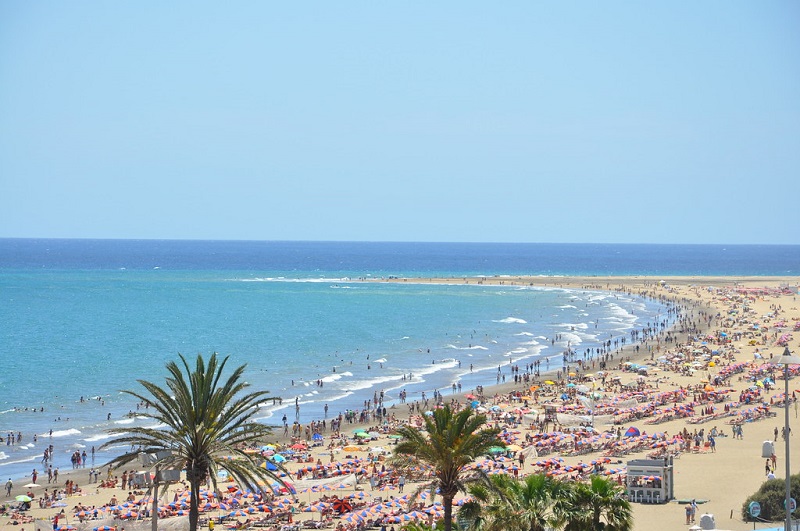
[100,353,286,531]
[391,406,501,531]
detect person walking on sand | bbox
[5,478,11,496]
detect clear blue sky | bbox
[1,2,798,244]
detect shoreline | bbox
[4,275,786,478]
[1,275,681,483]
[3,274,799,531]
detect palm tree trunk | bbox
[443,494,454,531]
[189,470,200,531]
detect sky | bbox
[1,2,798,244]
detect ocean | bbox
[1,239,798,482]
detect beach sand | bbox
[3,275,798,531]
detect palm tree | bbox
[564,475,632,531]
[100,353,284,531]
[391,405,502,531]
[458,473,571,531]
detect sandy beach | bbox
[3,275,798,531]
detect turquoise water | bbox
[4,238,796,481]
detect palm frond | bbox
[99,352,281,531]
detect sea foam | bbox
[48,428,81,438]
[493,317,528,324]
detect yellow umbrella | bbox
[544,380,556,385]
[343,446,361,451]
[506,444,523,452]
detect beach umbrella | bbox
[344,445,366,452]
[23,483,40,488]
[624,427,640,437]
[332,498,353,514]
[15,495,32,503]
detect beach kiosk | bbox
[626,456,674,504]
[543,404,558,427]
[762,440,775,458]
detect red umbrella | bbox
[332,498,352,514]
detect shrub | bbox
[742,474,800,522]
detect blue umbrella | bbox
[624,427,640,437]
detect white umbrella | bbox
[24,483,40,488]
